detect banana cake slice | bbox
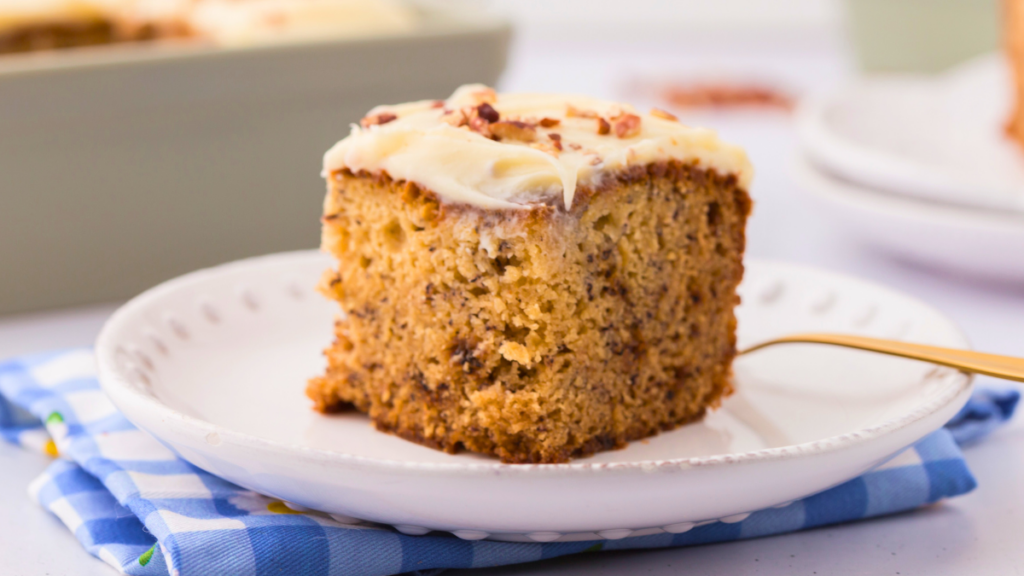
[309,84,753,464]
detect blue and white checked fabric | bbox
[0,349,1018,576]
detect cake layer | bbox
[309,160,751,463]
[324,84,754,211]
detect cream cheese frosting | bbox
[0,0,109,31]
[116,0,193,27]
[187,0,416,46]
[324,84,754,210]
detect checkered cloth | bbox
[0,349,1018,576]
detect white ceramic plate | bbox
[97,251,973,542]
[796,54,1024,212]
[793,156,1024,284]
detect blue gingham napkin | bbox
[0,349,1018,576]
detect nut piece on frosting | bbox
[610,111,642,138]
[490,120,538,142]
[566,104,598,119]
[650,107,680,121]
[359,112,397,128]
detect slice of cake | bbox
[309,85,753,464]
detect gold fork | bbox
[740,333,1024,383]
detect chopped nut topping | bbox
[567,142,583,151]
[490,120,537,142]
[444,101,508,137]
[530,141,561,156]
[468,115,492,137]
[567,104,599,119]
[539,117,561,127]
[611,113,641,138]
[441,108,468,128]
[360,112,397,128]
[548,133,561,141]
[650,107,679,121]
[596,117,611,135]
[547,133,563,150]
[477,103,500,123]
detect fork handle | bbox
[741,333,1024,383]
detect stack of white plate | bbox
[794,54,1024,283]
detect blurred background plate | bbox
[796,54,1024,212]
[0,5,509,316]
[793,155,1024,284]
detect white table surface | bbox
[3,28,1024,576]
